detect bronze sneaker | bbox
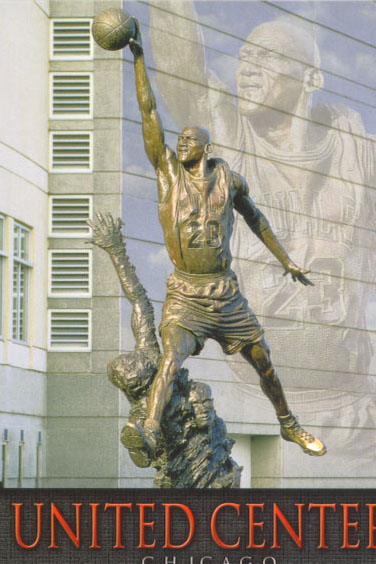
[278,412,327,456]
[121,421,158,468]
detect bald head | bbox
[246,20,320,68]
[236,19,323,118]
[180,126,211,145]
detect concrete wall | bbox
[0,0,50,486]
[45,0,129,487]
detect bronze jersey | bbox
[158,158,247,274]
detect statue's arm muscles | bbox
[134,52,166,170]
[131,20,177,200]
[87,213,159,351]
[232,172,291,268]
[232,172,313,286]
[232,172,271,238]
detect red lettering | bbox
[367,504,376,548]
[308,503,336,549]
[163,503,195,548]
[211,503,240,549]
[246,503,266,548]
[89,503,101,549]
[13,503,43,549]
[271,503,304,549]
[49,503,82,548]
[341,504,359,549]
[138,503,156,548]
[104,503,133,549]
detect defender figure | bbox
[123,21,326,467]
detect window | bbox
[50,19,93,60]
[50,73,93,119]
[0,216,6,337]
[48,310,91,351]
[50,132,93,173]
[12,223,32,342]
[49,196,92,238]
[49,250,92,297]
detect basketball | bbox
[92,8,136,51]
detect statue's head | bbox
[236,20,323,117]
[177,126,212,164]
[189,382,215,429]
[107,349,159,401]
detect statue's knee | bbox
[251,342,271,373]
[259,366,276,385]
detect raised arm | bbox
[232,173,313,286]
[87,213,160,351]
[149,0,208,128]
[129,20,166,170]
[149,0,237,142]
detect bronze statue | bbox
[119,20,327,468]
[89,213,241,487]
[149,3,376,468]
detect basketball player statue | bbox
[88,212,241,486]
[122,20,327,467]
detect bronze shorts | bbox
[160,269,264,355]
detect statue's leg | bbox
[240,337,289,417]
[146,324,197,426]
[240,338,326,456]
[122,324,197,467]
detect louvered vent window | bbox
[51,19,92,60]
[51,73,92,119]
[49,251,91,297]
[50,196,92,238]
[50,132,92,172]
[49,310,91,351]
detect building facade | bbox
[0,0,375,488]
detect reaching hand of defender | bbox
[283,261,314,286]
[129,17,143,57]
[87,212,125,252]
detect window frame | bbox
[12,222,33,344]
[0,215,7,339]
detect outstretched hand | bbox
[283,261,314,286]
[129,17,143,57]
[87,212,125,252]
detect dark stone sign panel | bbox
[1,488,376,563]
